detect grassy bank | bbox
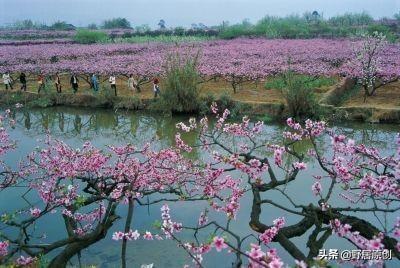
[2,84,400,124]
[2,75,400,123]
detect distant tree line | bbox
[5,20,76,31]
[218,11,400,41]
[2,11,400,42]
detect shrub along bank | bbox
[1,87,400,124]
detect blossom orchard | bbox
[1,38,399,93]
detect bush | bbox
[87,23,98,30]
[199,92,217,115]
[174,27,186,36]
[260,15,310,38]
[219,20,254,39]
[366,25,398,42]
[328,12,373,26]
[395,12,400,21]
[220,15,312,39]
[73,30,108,44]
[264,76,287,90]
[114,95,142,110]
[13,19,34,30]
[50,21,75,30]
[155,51,201,113]
[135,24,152,34]
[217,91,243,118]
[216,12,392,40]
[102,18,131,29]
[112,35,212,44]
[199,91,243,118]
[131,95,142,109]
[277,71,321,119]
[29,95,55,108]
[12,20,45,30]
[334,84,361,107]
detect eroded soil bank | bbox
[1,87,399,123]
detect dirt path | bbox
[3,75,400,110]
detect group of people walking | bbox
[2,72,162,98]
[2,71,62,93]
[2,71,29,91]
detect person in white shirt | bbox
[109,75,117,96]
[153,77,160,98]
[2,71,13,90]
[128,74,139,92]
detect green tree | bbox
[73,29,108,44]
[50,21,75,30]
[87,23,98,30]
[102,18,131,29]
[394,12,400,21]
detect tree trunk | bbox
[121,198,134,268]
[48,209,118,268]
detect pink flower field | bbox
[1,38,399,80]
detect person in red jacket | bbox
[37,74,45,93]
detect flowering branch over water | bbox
[0,104,399,267]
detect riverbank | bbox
[319,78,400,123]
[1,84,400,123]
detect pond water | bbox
[1,107,399,268]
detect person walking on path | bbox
[91,74,99,92]
[2,71,13,90]
[19,72,27,91]
[55,73,62,93]
[128,74,139,92]
[70,74,79,93]
[109,74,117,96]
[37,74,45,93]
[153,77,160,98]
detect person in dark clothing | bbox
[37,74,45,93]
[91,74,99,92]
[19,72,27,91]
[70,74,79,93]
